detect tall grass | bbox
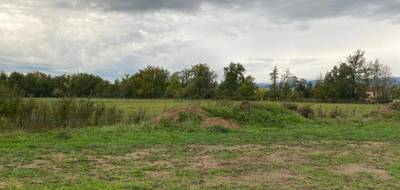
[1,84,123,129]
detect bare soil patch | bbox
[153,106,241,129]
[21,160,51,169]
[190,155,221,170]
[207,169,296,187]
[153,106,209,123]
[202,117,240,129]
[145,171,172,181]
[335,164,392,180]
[379,101,400,116]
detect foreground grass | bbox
[1,99,398,189]
[1,120,400,189]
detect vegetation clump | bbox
[206,103,306,127]
[1,84,123,129]
[152,106,240,131]
[297,105,314,118]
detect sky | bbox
[1,0,400,82]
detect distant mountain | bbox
[256,83,270,88]
[256,77,400,88]
[394,77,400,83]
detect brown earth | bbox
[335,163,392,180]
[153,106,240,130]
[202,117,240,129]
[379,101,400,116]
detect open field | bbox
[1,99,400,189]
[36,98,383,118]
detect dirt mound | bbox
[153,106,209,123]
[379,101,400,116]
[153,106,240,129]
[202,117,240,129]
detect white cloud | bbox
[0,0,399,82]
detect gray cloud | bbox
[1,0,400,81]
[43,0,400,23]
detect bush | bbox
[316,106,326,118]
[282,102,298,111]
[297,105,314,118]
[3,97,124,129]
[388,101,400,111]
[205,103,306,127]
[0,116,9,129]
[0,84,22,118]
[127,108,146,124]
[329,106,344,119]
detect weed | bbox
[329,106,344,119]
[127,108,146,124]
[207,125,231,133]
[55,129,73,140]
[282,102,298,111]
[297,105,314,118]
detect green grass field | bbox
[1,99,399,189]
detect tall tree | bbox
[239,76,257,100]
[184,63,217,99]
[166,72,185,98]
[345,49,368,101]
[269,65,279,100]
[131,66,169,98]
[367,59,395,103]
[219,63,246,99]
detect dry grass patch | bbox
[335,164,392,180]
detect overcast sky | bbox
[1,0,400,82]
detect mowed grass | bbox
[1,99,399,189]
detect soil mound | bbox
[379,101,400,116]
[153,106,240,129]
[202,117,240,129]
[153,106,209,123]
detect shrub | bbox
[5,98,123,129]
[0,84,22,118]
[55,129,73,140]
[205,103,306,127]
[282,102,298,111]
[388,101,400,111]
[0,116,9,129]
[329,106,344,119]
[297,105,314,118]
[127,108,146,124]
[317,106,326,118]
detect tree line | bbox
[0,50,399,102]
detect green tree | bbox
[367,59,395,103]
[119,75,135,98]
[345,49,369,101]
[268,65,279,100]
[239,76,257,100]
[219,63,246,99]
[184,64,217,99]
[0,72,7,84]
[166,72,185,98]
[131,66,170,98]
[256,88,267,101]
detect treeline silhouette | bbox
[1,50,399,102]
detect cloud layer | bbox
[1,0,400,81]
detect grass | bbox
[0,99,399,189]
